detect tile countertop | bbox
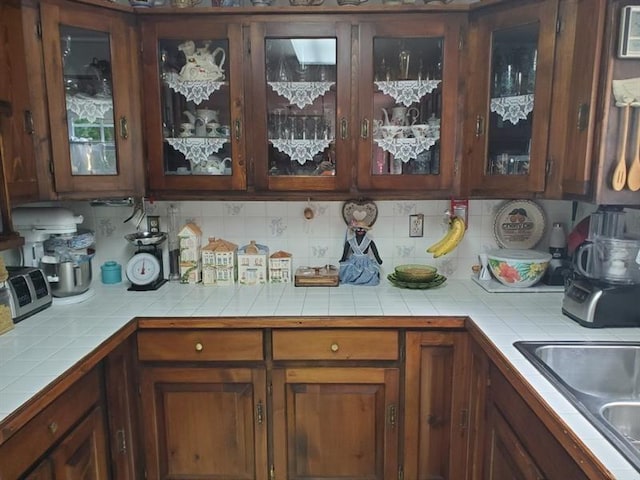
[2,279,640,479]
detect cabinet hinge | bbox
[545,158,553,177]
[36,21,42,39]
[398,465,404,480]
[454,158,460,176]
[48,159,55,175]
[556,16,563,34]
[460,408,469,429]
[269,464,275,480]
[116,428,127,453]
[388,404,397,427]
[256,400,264,425]
[268,382,272,395]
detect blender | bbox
[563,209,640,327]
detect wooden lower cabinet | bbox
[49,406,110,480]
[466,334,593,480]
[139,366,268,480]
[0,368,110,480]
[271,366,400,480]
[403,330,469,480]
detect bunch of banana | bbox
[426,216,466,258]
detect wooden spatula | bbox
[612,102,631,191]
[628,105,640,191]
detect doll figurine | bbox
[338,220,382,286]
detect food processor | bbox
[563,209,640,327]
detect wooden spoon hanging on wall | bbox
[612,102,631,191]
[628,104,640,192]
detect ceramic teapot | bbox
[194,109,220,136]
[382,106,420,127]
[177,41,226,81]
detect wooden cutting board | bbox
[295,265,339,287]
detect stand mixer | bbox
[12,207,95,300]
[563,209,640,327]
[12,207,84,267]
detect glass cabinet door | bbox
[60,27,117,176]
[158,37,232,176]
[357,17,462,192]
[265,38,337,177]
[143,20,245,192]
[466,0,557,195]
[251,23,352,192]
[40,3,141,195]
[371,37,443,176]
[486,24,537,177]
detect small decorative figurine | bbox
[269,250,293,283]
[237,240,269,285]
[201,237,238,286]
[178,222,202,284]
[338,199,382,286]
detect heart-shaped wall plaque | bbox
[341,199,378,229]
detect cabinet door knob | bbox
[330,343,339,352]
[48,421,58,434]
[195,342,204,352]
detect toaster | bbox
[6,267,53,323]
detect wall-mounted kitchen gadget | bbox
[618,6,640,58]
[125,232,168,291]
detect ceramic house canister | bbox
[201,237,238,286]
[178,222,203,284]
[237,240,268,285]
[269,250,292,283]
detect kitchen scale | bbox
[124,232,168,291]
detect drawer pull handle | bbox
[48,421,58,434]
[195,342,204,352]
[330,343,339,352]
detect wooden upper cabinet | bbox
[142,16,246,193]
[0,0,39,205]
[572,0,640,205]
[356,14,464,194]
[250,19,352,192]
[39,1,144,197]
[464,0,559,197]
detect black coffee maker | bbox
[562,209,640,328]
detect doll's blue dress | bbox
[338,233,380,286]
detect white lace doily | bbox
[270,139,332,165]
[166,137,227,165]
[165,72,225,105]
[490,94,534,125]
[375,80,441,107]
[66,94,113,123]
[374,135,439,163]
[268,82,335,109]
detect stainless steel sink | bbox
[514,341,640,471]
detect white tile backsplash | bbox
[7,199,639,281]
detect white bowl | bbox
[486,249,552,288]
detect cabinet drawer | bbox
[137,330,264,361]
[0,368,101,479]
[272,329,398,360]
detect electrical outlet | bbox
[409,214,424,237]
[147,216,160,233]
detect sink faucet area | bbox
[514,341,640,472]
